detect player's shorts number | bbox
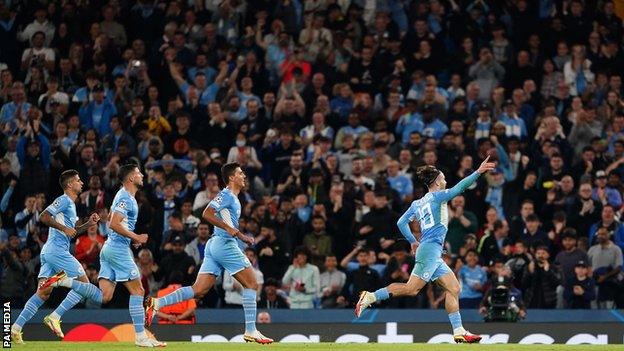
[418,203,434,230]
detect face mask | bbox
[210,153,220,159]
[297,207,311,223]
[236,140,246,147]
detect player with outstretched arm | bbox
[355,156,496,344]
[11,170,99,344]
[41,164,166,347]
[144,162,273,344]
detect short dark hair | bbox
[493,220,505,232]
[119,164,138,182]
[416,165,440,187]
[293,245,310,258]
[221,162,240,184]
[59,169,79,189]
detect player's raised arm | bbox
[109,211,147,244]
[436,155,496,203]
[39,197,76,237]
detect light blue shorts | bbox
[199,236,251,276]
[39,250,85,279]
[98,242,140,282]
[411,242,452,282]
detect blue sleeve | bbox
[404,177,413,198]
[45,196,69,216]
[16,136,26,165]
[180,82,190,95]
[78,103,92,129]
[38,134,50,170]
[112,196,130,217]
[434,171,480,203]
[396,203,417,244]
[608,189,623,208]
[495,143,513,181]
[208,192,228,212]
[0,185,14,212]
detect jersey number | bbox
[419,203,435,230]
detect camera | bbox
[484,277,521,322]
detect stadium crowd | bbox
[1,0,624,315]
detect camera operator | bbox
[521,245,561,308]
[479,265,526,322]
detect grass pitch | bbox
[15,342,622,351]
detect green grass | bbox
[14,342,623,351]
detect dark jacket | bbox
[521,262,561,308]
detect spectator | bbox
[447,195,478,254]
[257,223,288,281]
[458,249,487,308]
[159,235,196,286]
[282,246,320,309]
[357,191,398,253]
[185,222,210,266]
[337,248,382,307]
[588,205,624,250]
[587,228,623,308]
[74,223,104,267]
[303,215,332,268]
[258,278,289,309]
[563,260,596,309]
[519,214,550,250]
[157,271,196,324]
[319,255,346,308]
[0,236,26,307]
[478,220,509,266]
[138,248,162,298]
[522,245,561,309]
[568,182,602,237]
[592,170,623,210]
[78,84,117,137]
[257,311,272,323]
[383,243,416,308]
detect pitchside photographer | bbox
[479,265,526,322]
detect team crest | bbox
[423,272,430,279]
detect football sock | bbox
[449,311,464,334]
[374,288,390,301]
[50,290,82,319]
[242,289,257,334]
[13,294,45,330]
[157,286,194,309]
[70,280,103,304]
[129,295,146,334]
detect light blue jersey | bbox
[39,194,85,278]
[41,194,78,253]
[106,187,138,247]
[207,187,241,238]
[397,171,481,246]
[99,187,140,282]
[199,187,251,276]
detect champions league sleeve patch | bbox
[53,199,61,208]
[117,201,126,209]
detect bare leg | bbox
[386,274,427,297]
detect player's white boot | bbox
[243,330,274,344]
[354,291,376,318]
[135,334,167,347]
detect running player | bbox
[41,164,165,347]
[355,156,496,344]
[11,170,99,343]
[145,162,273,344]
